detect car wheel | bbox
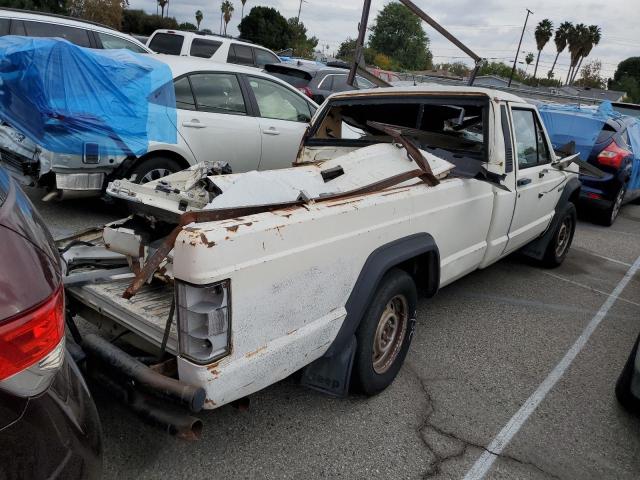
[615,332,640,414]
[352,268,417,396]
[599,186,625,226]
[541,202,576,268]
[129,157,181,184]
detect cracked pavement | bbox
[28,188,640,480]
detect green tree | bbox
[287,18,318,59]
[179,21,197,31]
[68,0,128,29]
[122,9,178,34]
[0,0,66,13]
[238,6,291,51]
[573,59,605,88]
[611,57,640,103]
[524,52,534,75]
[570,25,601,84]
[438,61,470,77]
[195,9,203,30]
[221,0,234,36]
[533,19,553,79]
[368,2,432,71]
[336,38,376,65]
[548,21,572,79]
[480,61,527,83]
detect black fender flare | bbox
[300,233,439,397]
[521,176,581,260]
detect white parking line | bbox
[462,254,640,480]
[573,247,633,267]
[541,271,640,308]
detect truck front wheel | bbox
[541,202,576,268]
[353,269,417,396]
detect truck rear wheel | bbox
[615,332,640,413]
[541,202,576,268]
[353,269,417,396]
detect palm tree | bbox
[524,52,534,75]
[547,22,572,79]
[158,0,167,18]
[533,19,553,79]
[570,24,601,84]
[195,10,203,30]
[241,0,247,19]
[221,0,234,36]
[566,23,587,85]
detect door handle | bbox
[262,127,280,135]
[182,120,206,129]
[539,168,549,178]
[517,178,532,186]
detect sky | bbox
[130,0,639,81]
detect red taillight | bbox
[297,86,313,98]
[586,192,602,199]
[0,287,65,381]
[597,141,631,168]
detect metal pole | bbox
[347,0,372,86]
[297,0,303,23]
[509,8,533,87]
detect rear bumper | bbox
[0,353,102,480]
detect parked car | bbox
[616,331,640,414]
[0,166,102,478]
[264,61,377,104]
[62,86,579,434]
[146,29,280,68]
[0,54,318,197]
[0,8,150,52]
[539,103,640,225]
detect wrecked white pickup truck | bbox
[62,86,583,438]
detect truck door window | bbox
[512,109,544,169]
[190,39,222,58]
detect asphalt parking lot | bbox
[27,187,640,480]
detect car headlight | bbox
[176,280,231,364]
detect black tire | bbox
[129,156,182,184]
[615,333,640,414]
[541,202,577,268]
[596,186,625,227]
[352,268,417,396]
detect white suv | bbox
[0,8,150,53]
[147,30,281,69]
[0,55,318,196]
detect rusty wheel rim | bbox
[372,294,408,374]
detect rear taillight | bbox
[297,86,313,98]
[597,141,631,169]
[0,287,65,382]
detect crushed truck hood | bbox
[107,142,454,220]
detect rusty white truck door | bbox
[505,104,565,253]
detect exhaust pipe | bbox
[90,370,203,440]
[82,333,206,413]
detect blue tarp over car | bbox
[0,36,176,157]
[539,101,640,193]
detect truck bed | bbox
[67,279,177,354]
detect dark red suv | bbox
[0,166,102,479]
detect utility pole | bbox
[297,0,306,23]
[509,8,533,87]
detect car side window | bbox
[512,108,550,169]
[254,48,279,67]
[189,73,246,115]
[227,44,254,66]
[318,74,333,90]
[248,76,311,122]
[23,21,91,47]
[174,77,196,111]
[331,75,352,92]
[190,39,222,58]
[0,18,9,36]
[356,76,375,89]
[96,32,147,53]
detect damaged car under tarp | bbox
[0,36,176,189]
